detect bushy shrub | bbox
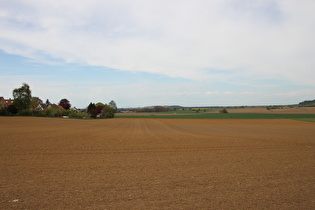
[0,108,9,116]
[7,105,18,115]
[68,111,91,119]
[266,106,283,110]
[39,107,65,117]
[40,108,51,117]
[19,109,31,116]
[102,104,115,118]
[219,108,228,113]
[36,108,90,119]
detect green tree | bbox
[13,83,32,110]
[87,102,97,118]
[96,102,105,107]
[108,100,117,113]
[87,102,96,113]
[219,108,228,113]
[102,104,115,118]
[45,99,51,106]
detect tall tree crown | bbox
[12,83,32,110]
[59,98,71,110]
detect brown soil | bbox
[1,117,314,209]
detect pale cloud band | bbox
[0,0,314,107]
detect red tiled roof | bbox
[49,104,65,110]
[0,97,13,108]
[58,105,65,110]
[5,99,13,106]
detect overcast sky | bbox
[1,0,314,108]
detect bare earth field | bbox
[1,117,314,209]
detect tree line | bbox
[0,83,117,119]
[299,99,315,107]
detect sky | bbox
[1,0,315,108]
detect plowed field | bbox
[1,117,314,209]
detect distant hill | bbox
[299,99,315,107]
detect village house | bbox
[0,97,13,109]
[33,103,48,112]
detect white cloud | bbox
[1,0,315,107]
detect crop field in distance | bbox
[1,115,315,209]
[116,106,315,121]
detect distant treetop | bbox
[59,98,71,110]
[299,99,315,107]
